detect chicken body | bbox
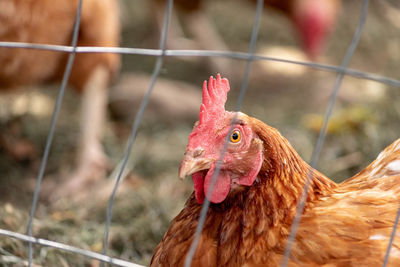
[151,75,400,266]
[0,0,119,90]
[0,0,120,195]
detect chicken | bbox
[0,0,120,195]
[151,74,400,266]
[152,0,340,60]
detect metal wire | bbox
[281,1,369,266]
[100,0,173,265]
[0,41,400,88]
[25,1,83,266]
[184,0,264,265]
[383,205,400,265]
[0,229,144,267]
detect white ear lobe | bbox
[254,138,263,146]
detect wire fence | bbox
[0,0,400,266]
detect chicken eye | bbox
[230,130,241,143]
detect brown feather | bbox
[0,0,120,92]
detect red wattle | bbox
[204,166,231,203]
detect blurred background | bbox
[0,0,400,265]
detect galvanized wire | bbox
[383,205,400,266]
[0,229,144,267]
[100,0,173,266]
[281,0,369,266]
[25,1,83,266]
[0,42,399,88]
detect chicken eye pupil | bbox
[230,130,241,143]
[232,133,238,140]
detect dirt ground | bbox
[1,0,400,266]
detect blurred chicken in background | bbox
[0,0,120,197]
[151,0,341,63]
[263,0,341,59]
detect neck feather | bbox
[248,117,337,220]
[211,119,338,264]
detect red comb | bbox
[199,74,230,124]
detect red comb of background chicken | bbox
[293,0,339,59]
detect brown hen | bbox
[151,75,400,266]
[0,0,120,196]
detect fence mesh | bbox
[0,0,400,266]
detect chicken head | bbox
[179,74,263,204]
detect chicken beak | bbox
[178,156,213,179]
